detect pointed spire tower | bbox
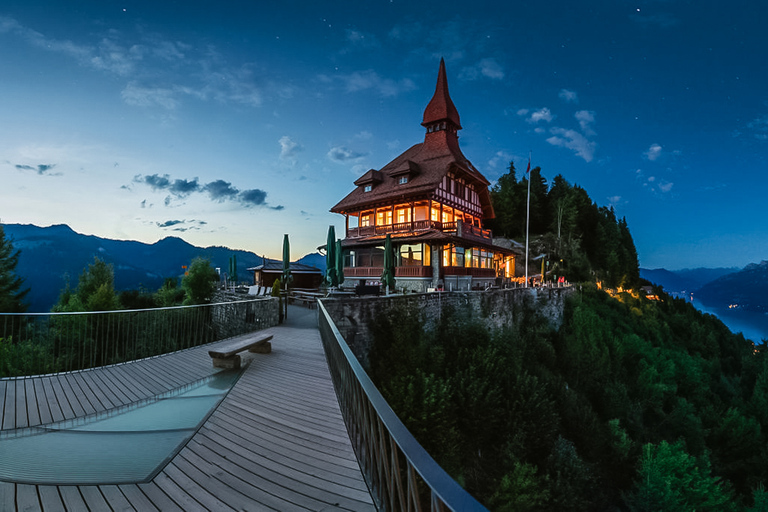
[421,58,462,152]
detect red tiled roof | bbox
[330,59,495,220]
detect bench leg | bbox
[248,341,272,354]
[212,354,241,369]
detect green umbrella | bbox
[326,225,338,287]
[335,239,345,286]
[381,233,395,294]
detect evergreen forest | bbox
[368,287,768,511]
[488,163,639,289]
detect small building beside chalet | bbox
[331,59,517,292]
[248,261,323,290]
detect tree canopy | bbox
[489,163,639,288]
[368,286,768,510]
[0,224,29,312]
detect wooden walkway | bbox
[0,306,375,511]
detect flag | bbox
[526,156,531,174]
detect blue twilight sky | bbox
[1,1,767,270]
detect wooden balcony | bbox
[346,219,492,242]
[443,267,497,278]
[344,266,433,278]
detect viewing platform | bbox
[0,306,374,511]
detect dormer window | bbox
[364,185,372,192]
[398,176,408,185]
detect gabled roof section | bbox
[353,169,383,187]
[389,160,420,177]
[422,58,462,130]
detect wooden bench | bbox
[208,334,274,369]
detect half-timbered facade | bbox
[331,59,517,291]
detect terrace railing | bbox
[318,300,488,512]
[0,298,276,378]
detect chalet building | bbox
[331,59,517,292]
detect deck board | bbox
[0,308,375,511]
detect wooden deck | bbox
[0,306,375,511]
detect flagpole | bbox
[525,151,531,287]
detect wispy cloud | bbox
[460,58,505,81]
[327,146,368,163]
[636,169,674,195]
[644,143,663,161]
[748,115,768,140]
[559,89,578,103]
[518,107,555,124]
[2,15,272,112]
[546,128,596,162]
[334,69,416,97]
[575,110,596,136]
[631,11,679,29]
[279,135,302,161]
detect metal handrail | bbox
[317,300,488,512]
[0,298,275,378]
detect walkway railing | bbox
[318,300,488,512]
[0,298,276,378]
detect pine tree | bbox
[0,224,29,312]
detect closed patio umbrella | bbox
[381,233,395,294]
[326,225,338,287]
[335,239,345,286]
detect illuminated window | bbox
[395,205,411,224]
[376,209,392,226]
[360,212,373,227]
[414,202,429,221]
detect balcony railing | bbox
[0,298,277,378]
[318,301,488,512]
[443,267,497,278]
[346,220,491,242]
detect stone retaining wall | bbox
[322,286,573,369]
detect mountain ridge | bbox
[4,223,325,312]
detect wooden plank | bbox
[177,447,304,512]
[0,482,16,512]
[58,486,87,511]
[24,378,40,427]
[69,372,110,412]
[55,375,87,419]
[80,370,122,410]
[192,429,371,505]
[14,379,28,428]
[201,417,367,484]
[33,379,52,426]
[151,472,209,512]
[40,377,64,423]
[48,376,75,420]
[98,485,135,512]
[90,368,133,405]
[16,484,41,512]
[37,486,65,512]
[167,453,256,512]
[78,486,110,511]
[187,436,374,511]
[117,484,163,512]
[3,377,16,430]
[132,482,182,512]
